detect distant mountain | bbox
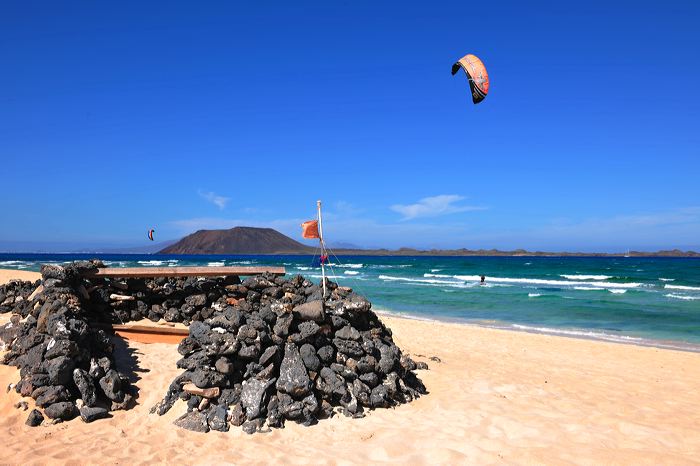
[158,227,315,255]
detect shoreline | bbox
[373,308,700,354]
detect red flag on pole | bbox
[301,220,320,239]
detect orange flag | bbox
[301,220,320,239]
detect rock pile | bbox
[0,261,134,426]
[0,279,40,314]
[0,261,426,432]
[87,274,242,326]
[151,274,426,434]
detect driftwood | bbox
[110,294,135,301]
[182,383,220,399]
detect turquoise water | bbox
[2,254,699,350]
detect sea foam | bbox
[451,275,643,289]
[561,274,612,280]
[665,284,700,291]
[665,293,700,301]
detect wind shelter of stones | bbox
[0,261,427,433]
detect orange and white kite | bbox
[452,53,490,104]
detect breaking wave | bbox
[334,263,363,269]
[451,275,643,289]
[561,274,612,280]
[665,284,700,291]
[665,293,700,301]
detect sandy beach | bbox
[1,269,699,465]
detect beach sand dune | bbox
[1,270,699,464]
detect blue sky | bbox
[1,1,699,252]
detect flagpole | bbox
[317,199,326,298]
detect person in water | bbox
[480,275,485,284]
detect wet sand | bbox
[1,269,699,465]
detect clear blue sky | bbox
[2,1,699,252]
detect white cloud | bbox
[198,190,230,210]
[391,195,485,220]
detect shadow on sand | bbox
[110,335,151,406]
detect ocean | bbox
[2,253,699,351]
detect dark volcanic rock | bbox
[26,409,44,427]
[34,385,71,407]
[44,338,78,359]
[333,338,364,358]
[207,405,229,432]
[174,411,209,433]
[99,370,124,402]
[191,368,227,389]
[299,343,321,372]
[229,403,245,426]
[80,406,109,423]
[316,345,335,363]
[45,356,75,386]
[296,321,320,340]
[45,401,78,421]
[335,325,361,341]
[258,346,279,367]
[370,385,391,408]
[73,368,97,407]
[292,300,324,322]
[242,418,263,434]
[241,377,275,420]
[276,343,311,398]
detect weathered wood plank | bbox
[111,324,189,336]
[84,266,285,278]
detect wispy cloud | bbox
[198,190,230,210]
[391,195,485,220]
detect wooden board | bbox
[84,266,285,278]
[111,324,189,336]
[110,324,189,344]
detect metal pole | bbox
[317,200,326,298]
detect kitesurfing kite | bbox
[147,229,155,241]
[452,54,489,104]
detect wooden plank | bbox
[114,329,186,344]
[111,324,189,336]
[84,266,285,278]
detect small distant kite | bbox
[147,229,155,241]
[452,54,490,104]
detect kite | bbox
[452,54,489,104]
